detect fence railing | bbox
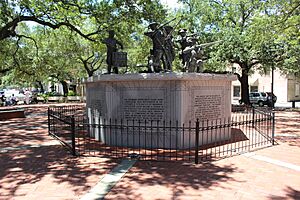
[48,105,275,163]
[48,105,84,155]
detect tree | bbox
[34,28,83,96]
[1,0,167,42]
[274,0,300,76]
[0,40,15,74]
[0,0,167,81]
[1,0,104,41]
[178,0,299,104]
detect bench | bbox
[48,96,65,102]
[0,109,25,120]
[67,96,83,102]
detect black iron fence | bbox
[48,105,85,155]
[48,106,275,163]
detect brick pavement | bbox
[0,105,299,200]
[105,110,300,200]
[0,104,119,200]
[104,145,300,200]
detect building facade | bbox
[231,65,300,104]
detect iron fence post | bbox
[71,116,76,156]
[272,112,275,145]
[195,119,199,164]
[48,107,51,135]
[252,107,255,128]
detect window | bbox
[233,86,240,97]
[250,86,258,92]
[252,92,260,97]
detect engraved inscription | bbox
[194,95,222,120]
[123,98,164,120]
[90,99,103,115]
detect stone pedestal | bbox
[84,72,237,149]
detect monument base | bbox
[84,72,236,149]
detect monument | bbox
[84,22,237,149]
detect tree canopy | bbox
[177,0,300,104]
[0,0,166,86]
[0,0,299,102]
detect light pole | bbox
[271,66,274,108]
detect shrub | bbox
[67,90,77,96]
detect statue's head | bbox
[108,30,115,37]
[164,26,173,34]
[178,29,187,36]
[188,37,198,45]
[148,22,159,31]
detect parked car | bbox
[249,92,268,107]
[247,92,277,107]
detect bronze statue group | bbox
[102,22,219,74]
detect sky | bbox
[161,0,183,10]
[24,1,183,28]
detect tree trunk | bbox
[81,59,94,77]
[88,70,93,77]
[36,81,44,93]
[60,80,69,97]
[239,66,250,105]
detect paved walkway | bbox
[104,110,300,200]
[0,104,119,200]
[0,105,299,200]
[105,144,300,200]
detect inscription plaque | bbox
[123,98,165,120]
[90,99,103,114]
[194,94,223,120]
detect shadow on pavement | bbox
[0,116,49,148]
[0,145,118,198]
[0,104,118,199]
[268,186,300,200]
[105,160,242,199]
[275,111,300,148]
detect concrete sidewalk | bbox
[0,105,299,200]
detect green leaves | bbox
[177,0,299,104]
[0,0,167,86]
[177,0,299,73]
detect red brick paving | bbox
[275,110,300,148]
[0,117,50,149]
[0,104,119,200]
[1,105,300,200]
[105,110,300,200]
[105,143,300,200]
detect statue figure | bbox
[177,29,190,71]
[177,28,221,73]
[144,22,167,73]
[182,36,202,72]
[163,25,175,72]
[102,30,123,74]
[183,39,221,72]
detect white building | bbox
[231,65,300,106]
